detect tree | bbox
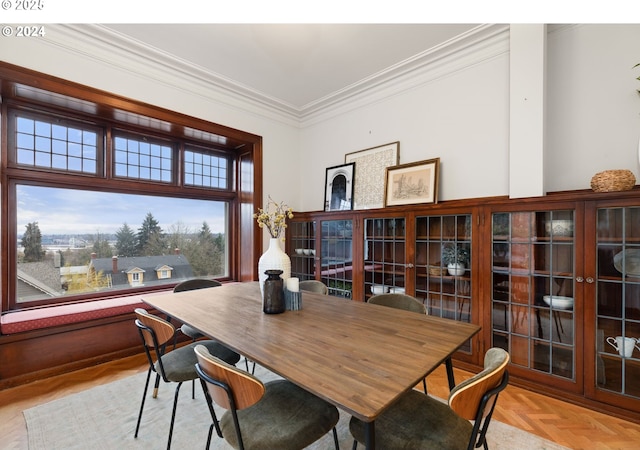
[21,221,45,262]
[185,221,224,276]
[115,223,137,257]
[91,231,112,258]
[166,221,192,255]
[137,213,165,256]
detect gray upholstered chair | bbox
[194,344,340,450]
[350,347,510,450]
[368,293,429,393]
[299,279,329,295]
[134,308,241,450]
[368,292,426,314]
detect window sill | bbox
[0,293,164,334]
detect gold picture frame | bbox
[384,158,440,206]
[345,141,399,209]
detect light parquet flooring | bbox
[1,353,640,450]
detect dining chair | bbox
[173,278,222,341]
[349,347,510,450]
[298,279,329,295]
[367,293,430,393]
[134,308,241,450]
[194,344,341,450]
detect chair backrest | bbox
[298,280,329,295]
[194,344,265,411]
[173,278,222,293]
[368,293,427,315]
[134,307,176,349]
[449,347,509,420]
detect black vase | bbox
[263,269,285,314]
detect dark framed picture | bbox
[384,158,440,207]
[345,141,399,209]
[324,163,355,211]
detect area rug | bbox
[24,364,568,450]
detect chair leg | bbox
[332,427,340,450]
[422,377,428,394]
[166,382,184,450]
[153,373,161,398]
[134,368,152,438]
[352,439,358,450]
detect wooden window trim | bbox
[0,62,263,312]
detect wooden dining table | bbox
[142,281,480,450]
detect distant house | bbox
[89,251,194,288]
[17,261,64,301]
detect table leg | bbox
[365,420,375,450]
[445,357,456,390]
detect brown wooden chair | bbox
[299,279,329,295]
[194,344,340,450]
[350,347,510,450]
[134,308,241,449]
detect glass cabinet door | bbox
[289,220,316,281]
[415,214,473,352]
[364,217,406,299]
[491,210,576,381]
[595,206,640,399]
[320,219,353,298]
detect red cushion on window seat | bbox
[0,296,145,334]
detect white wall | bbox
[299,24,640,209]
[546,24,640,192]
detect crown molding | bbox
[40,24,510,128]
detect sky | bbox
[17,185,227,236]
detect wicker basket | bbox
[428,265,446,276]
[590,169,636,193]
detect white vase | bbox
[447,263,465,276]
[258,238,291,298]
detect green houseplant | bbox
[441,243,470,276]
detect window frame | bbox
[0,62,263,313]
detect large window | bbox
[1,63,262,311]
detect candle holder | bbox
[285,288,303,311]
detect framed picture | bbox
[384,158,440,207]
[345,141,399,209]
[324,162,355,211]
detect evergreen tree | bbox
[91,231,112,258]
[21,221,45,262]
[186,221,224,276]
[137,213,165,256]
[115,223,137,257]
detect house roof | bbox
[90,254,194,287]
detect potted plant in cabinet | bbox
[442,243,470,276]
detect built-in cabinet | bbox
[286,188,640,421]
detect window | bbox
[1,63,262,312]
[14,111,100,174]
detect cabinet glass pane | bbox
[364,217,405,296]
[491,210,575,380]
[320,219,353,298]
[415,214,472,353]
[596,206,640,399]
[289,220,316,280]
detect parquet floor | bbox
[1,353,640,449]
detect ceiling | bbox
[102,24,479,112]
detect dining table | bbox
[142,281,480,450]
